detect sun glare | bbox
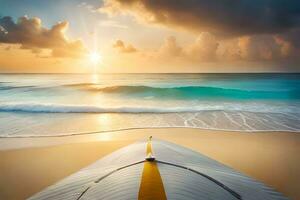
[89,52,101,64]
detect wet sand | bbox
[0,128,299,200]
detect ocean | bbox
[0,73,299,137]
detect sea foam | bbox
[0,102,299,114]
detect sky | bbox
[0,0,300,73]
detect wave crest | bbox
[68,84,300,100]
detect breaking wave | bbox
[68,84,300,100]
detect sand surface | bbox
[0,128,299,200]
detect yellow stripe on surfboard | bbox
[138,138,167,200]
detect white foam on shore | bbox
[0,110,299,138]
[0,102,299,114]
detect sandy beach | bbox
[0,128,299,200]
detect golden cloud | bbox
[113,39,137,53]
[0,16,87,58]
[154,33,299,63]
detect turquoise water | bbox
[80,85,300,100]
[0,73,299,136]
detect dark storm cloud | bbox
[101,0,300,37]
[101,0,300,67]
[0,16,87,57]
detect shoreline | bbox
[2,125,300,138]
[0,128,299,200]
[1,127,299,151]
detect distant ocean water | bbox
[0,73,300,137]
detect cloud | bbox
[101,0,300,68]
[100,0,300,37]
[153,33,300,64]
[113,39,137,53]
[154,33,218,62]
[158,36,182,57]
[0,16,87,58]
[236,35,280,61]
[157,33,218,62]
[184,33,219,61]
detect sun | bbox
[89,52,101,64]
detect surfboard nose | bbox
[145,153,156,162]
